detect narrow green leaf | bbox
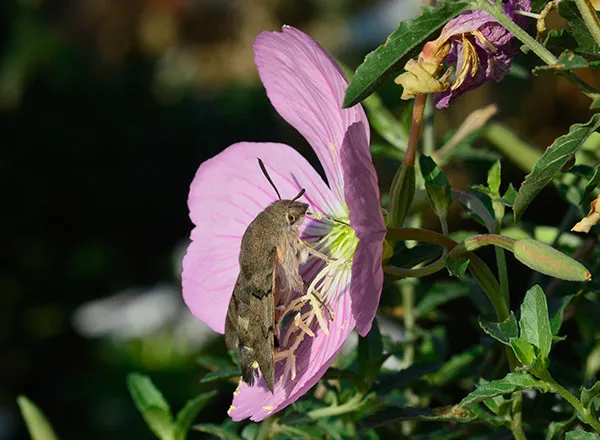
[514,113,600,221]
[559,0,600,60]
[452,190,496,232]
[343,2,471,107]
[581,164,600,204]
[358,320,387,390]
[533,51,590,74]
[363,93,408,149]
[565,431,600,440]
[126,373,174,440]
[173,391,217,440]
[17,396,59,440]
[501,184,518,207]
[420,155,452,221]
[510,337,536,367]
[426,345,485,387]
[193,424,244,440]
[519,285,553,359]
[487,161,502,195]
[459,373,549,407]
[478,313,519,345]
[415,281,470,316]
[362,405,479,428]
[200,369,240,383]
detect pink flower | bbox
[181,26,386,421]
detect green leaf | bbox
[426,345,485,387]
[173,392,217,440]
[343,2,471,107]
[415,281,470,316]
[373,362,442,392]
[358,320,387,390]
[420,155,452,220]
[533,51,590,74]
[581,381,600,409]
[459,373,549,407]
[193,424,244,440]
[363,93,408,149]
[487,161,501,195]
[126,373,174,440]
[549,294,576,336]
[362,405,479,428]
[446,256,470,278]
[565,431,600,440]
[519,285,553,359]
[581,164,600,204]
[510,337,536,367]
[452,190,496,232]
[200,369,240,383]
[371,143,405,161]
[478,312,519,345]
[559,0,600,60]
[514,113,600,221]
[546,416,576,440]
[501,184,518,207]
[17,396,59,440]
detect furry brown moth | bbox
[225,159,321,392]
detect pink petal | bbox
[229,269,354,422]
[340,122,386,336]
[254,26,369,202]
[182,142,340,333]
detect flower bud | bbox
[513,238,591,282]
[388,163,415,228]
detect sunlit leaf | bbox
[459,373,549,407]
[478,313,519,345]
[565,431,600,440]
[126,373,173,440]
[514,113,600,221]
[343,2,471,107]
[173,391,217,440]
[17,396,59,440]
[519,285,553,359]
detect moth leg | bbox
[301,240,335,264]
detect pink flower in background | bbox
[181,26,386,421]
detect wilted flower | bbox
[181,26,386,421]
[395,0,531,108]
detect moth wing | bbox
[224,276,242,350]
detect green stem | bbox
[423,94,435,156]
[534,367,600,432]
[448,234,516,256]
[574,0,600,49]
[402,280,416,366]
[307,393,364,419]
[484,123,541,173]
[494,215,511,310]
[510,392,528,440]
[384,254,446,278]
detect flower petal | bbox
[229,269,354,422]
[182,142,340,333]
[254,26,369,202]
[340,122,386,336]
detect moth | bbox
[224,159,314,392]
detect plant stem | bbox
[307,392,364,419]
[510,392,528,440]
[423,94,435,156]
[534,367,600,432]
[404,94,427,166]
[574,0,600,49]
[384,254,446,278]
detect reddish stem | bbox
[403,93,427,165]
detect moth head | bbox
[285,200,309,227]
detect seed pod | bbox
[513,238,591,282]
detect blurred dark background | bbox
[2,0,599,438]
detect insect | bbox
[225,159,322,392]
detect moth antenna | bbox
[289,188,305,205]
[257,158,281,200]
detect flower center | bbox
[274,214,358,384]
